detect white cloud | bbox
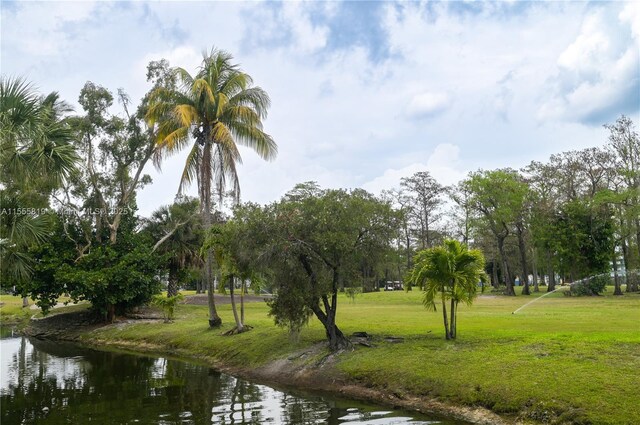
[2,1,98,56]
[282,2,329,54]
[406,92,452,118]
[362,143,466,194]
[2,1,632,218]
[538,8,639,123]
[620,2,640,46]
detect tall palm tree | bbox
[410,239,486,340]
[146,49,277,327]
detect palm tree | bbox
[148,197,203,297]
[0,77,78,304]
[146,48,277,327]
[410,239,486,340]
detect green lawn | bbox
[79,287,640,424]
[0,294,77,324]
[0,294,36,324]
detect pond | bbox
[0,327,467,425]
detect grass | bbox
[0,294,79,325]
[0,294,31,324]
[51,286,640,424]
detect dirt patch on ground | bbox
[183,294,272,305]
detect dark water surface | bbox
[0,327,467,425]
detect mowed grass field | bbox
[6,287,639,424]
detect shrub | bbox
[570,275,610,296]
[151,293,184,322]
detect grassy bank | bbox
[19,287,640,424]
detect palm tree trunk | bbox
[201,139,222,328]
[205,252,221,327]
[449,298,456,340]
[442,298,450,340]
[167,264,179,297]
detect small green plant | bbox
[345,286,362,303]
[151,293,184,322]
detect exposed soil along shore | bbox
[22,311,508,425]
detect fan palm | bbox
[410,239,486,340]
[148,197,202,297]
[146,48,277,327]
[0,77,78,303]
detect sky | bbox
[2,1,639,216]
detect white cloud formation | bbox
[406,92,452,118]
[2,1,634,218]
[538,8,639,123]
[362,143,466,194]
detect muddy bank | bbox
[23,312,511,425]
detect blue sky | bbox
[2,1,638,216]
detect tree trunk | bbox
[532,247,539,292]
[240,279,245,324]
[22,296,29,308]
[205,254,221,327]
[442,298,450,340]
[229,276,244,332]
[635,218,640,261]
[612,248,623,296]
[497,236,515,295]
[106,303,115,323]
[167,265,179,297]
[621,237,633,292]
[492,259,499,289]
[449,298,457,340]
[546,249,556,292]
[310,301,349,351]
[517,227,530,295]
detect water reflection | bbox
[0,331,464,425]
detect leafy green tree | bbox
[55,219,164,318]
[552,200,614,283]
[464,169,528,295]
[204,215,263,335]
[400,171,444,249]
[605,116,640,290]
[146,48,277,328]
[258,184,398,350]
[409,239,486,340]
[525,160,561,292]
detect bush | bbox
[151,293,184,322]
[570,275,610,296]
